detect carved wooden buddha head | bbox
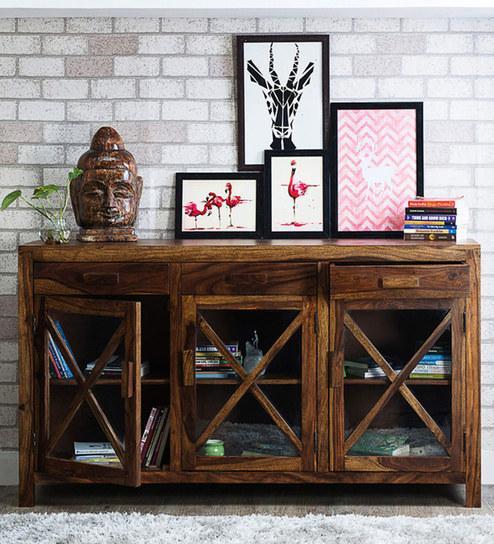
[70,127,143,242]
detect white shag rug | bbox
[1,513,493,544]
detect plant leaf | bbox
[1,190,21,210]
[68,167,83,181]
[32,184,60,199]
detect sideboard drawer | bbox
[181,263,317,295]
[34,263,169,295]
[330,264,470,299]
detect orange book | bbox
[408,199,456,208]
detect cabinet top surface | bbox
[20,238,479,263]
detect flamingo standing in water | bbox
[287,159,314,224]
[184,194,214,229]
[208,192,224,228]
[224,182,242,228]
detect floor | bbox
[1,484,494,517]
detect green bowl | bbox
[203,439,225,456]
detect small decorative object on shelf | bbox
[243,330,264,375]
[404,196,461,242]
[70,126,143,242]
[1,167,82,244]
[203,439,225,457]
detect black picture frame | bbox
[330,102,424,239]
[236,34,330,171]
[264,149,330,239]
[175,172,262,239]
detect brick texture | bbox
[0,16,493,456]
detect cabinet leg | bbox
[465,477,481,508]
[18,478,35,507]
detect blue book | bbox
[49,336,68,378]
[53,321,75,378]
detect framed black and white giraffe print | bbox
[236,34,330,171]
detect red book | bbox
[49,351,62,379]
[408,199,456,208]
[140,407,159,463]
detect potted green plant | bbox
[1,167,83,244]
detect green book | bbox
[410,373,449,379]
[343,360,368,379]
[350,430,410,456]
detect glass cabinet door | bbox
[180,295,316,471]
[331,299,464,472]
[37,296,142,485]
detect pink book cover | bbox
[337,108,418,232]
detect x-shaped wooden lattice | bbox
[194,309,306,454]
[343,310,453,455]
[46,315,126,464]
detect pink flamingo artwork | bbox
[224,182,244,228]
[184,194,214,230]
[208,192,224,227]
[286,159,317,226]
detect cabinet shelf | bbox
[50,376,170,386]
[195,375,300,385]
[344,378,451,386]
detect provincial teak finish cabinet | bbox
[17,240,481,507]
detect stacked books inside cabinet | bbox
[195,342,242,379]
[404,198,458,242]
[73,442,119,465]
[344,343,451,380]
[48,320,74,379]
[140,406,170,468]
[85,354,150,377]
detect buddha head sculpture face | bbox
[70,127,143,241]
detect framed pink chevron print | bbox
[331,102,424,238]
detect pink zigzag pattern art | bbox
[337,109,417,232]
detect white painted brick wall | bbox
[0,16,493,465]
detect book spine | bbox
[403,233,457,241]
[141,407,159,463]
[49,336,67,378]
[140,407,158,461]
[410,374,450,379]
[48,350,62,379]
[54,321,75,378]
[404,227,457,233]
[405,214,456,222]
[404,219,456,226]
[196,345,238,353]
[408,200,456,207]
[151,408,169,466]
[406,207,456,214]
[145,408,165,467]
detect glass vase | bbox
[39,217,71,244]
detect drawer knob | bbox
[380,276,420,289]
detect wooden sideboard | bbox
[17,239,481,507]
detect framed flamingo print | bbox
[264,149,330,239]
[331,102,424,238]
[175,172,262,239]
[237,34,330,171]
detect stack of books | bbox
[85,355,150,377]
[73,441,119,465]
[140,406,170,468]
[195,342,242,379]
[48,320,74,379]
[344,357,403,379]
[404,198,458,242]
[350,430,410,456]
[410,344,452,380]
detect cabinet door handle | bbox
[182,349,194,387]
[82,272,120,286]
[122,361,134,398]
[380,276,419,289]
